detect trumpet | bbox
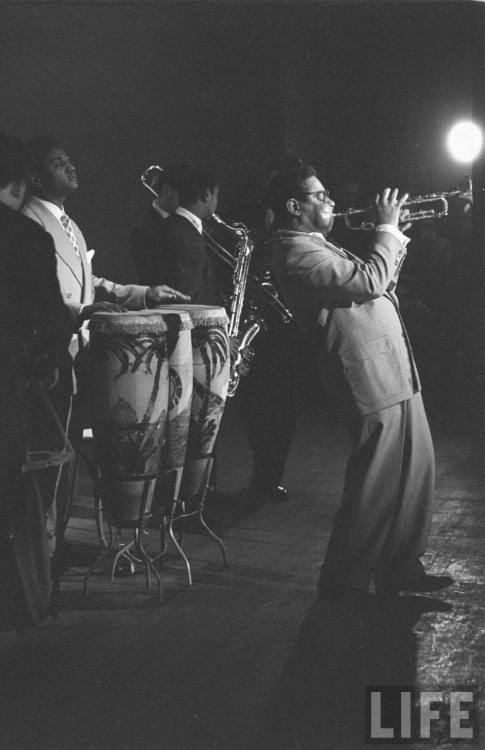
[334,190,464,232]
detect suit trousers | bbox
[242,322,297,488]
[318,392,434,592]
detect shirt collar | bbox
[276,228,326,240]
[175,206,203,234]
[35,197,65,221]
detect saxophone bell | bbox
[227,320,260,398]
[203,217,293,324]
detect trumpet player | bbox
[268,163,453,600]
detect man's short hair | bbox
[154,163,180,193]
[26,135,64,175]
[0,132,31,188]
[265,163,317,219]
[176,163,219,205]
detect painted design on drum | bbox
[164,367,192,468]
[160,314,194,470]
[187,326,229,457]
[102,402,165,477]
[90,332,169,477]
[169,367,183,410]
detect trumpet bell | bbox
[335,191,461,231]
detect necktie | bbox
[60,212,80,256]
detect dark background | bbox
[1,0,484,425]
[0,0,481,277]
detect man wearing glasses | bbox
[268,163,452,600]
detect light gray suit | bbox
[21,196,152,548]
[22,196,148,358]
[273,228,434,591]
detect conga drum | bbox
[88,311,170,528]
[138,308,194,506]
[167,305,230,498]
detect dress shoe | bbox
[251,484,289,502]
[268,485,289,502]
[374,570,453,596]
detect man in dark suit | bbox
[146,163,240,519]
[151,163,219,304]
[269,163,452,599]
[0,133,72,630]
[130,164,180,284]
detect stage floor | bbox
[0,393,483,750]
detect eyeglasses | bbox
[298,189,331,201]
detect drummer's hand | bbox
[146,285,191,306]
[78,301,127,323]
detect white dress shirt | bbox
[175,206,203,235]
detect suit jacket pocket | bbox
[340,336,406,408]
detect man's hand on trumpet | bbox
[375,188,410,228]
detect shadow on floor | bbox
[257,594,453,750]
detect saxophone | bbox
[211,214,262,397]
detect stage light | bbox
[446,121,483,163]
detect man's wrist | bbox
[376,223,411,247]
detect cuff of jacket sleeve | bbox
[375,224,411,247]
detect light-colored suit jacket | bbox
[272,228,420,418]
[22,196,148,356]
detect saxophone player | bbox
[141,162,241,522]
[149,163,221,305]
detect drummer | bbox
[21,134,190,551]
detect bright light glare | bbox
[446,121,483,163]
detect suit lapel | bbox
[319,235,358,262]
[54,227,84,288]
[70,220,90,300]
[28,197,84,287]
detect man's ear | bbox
[200,187,211,203]
[2,179,27,209]
[30,171,42,190]
[286,197,301,216]
[10,179,26,201]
